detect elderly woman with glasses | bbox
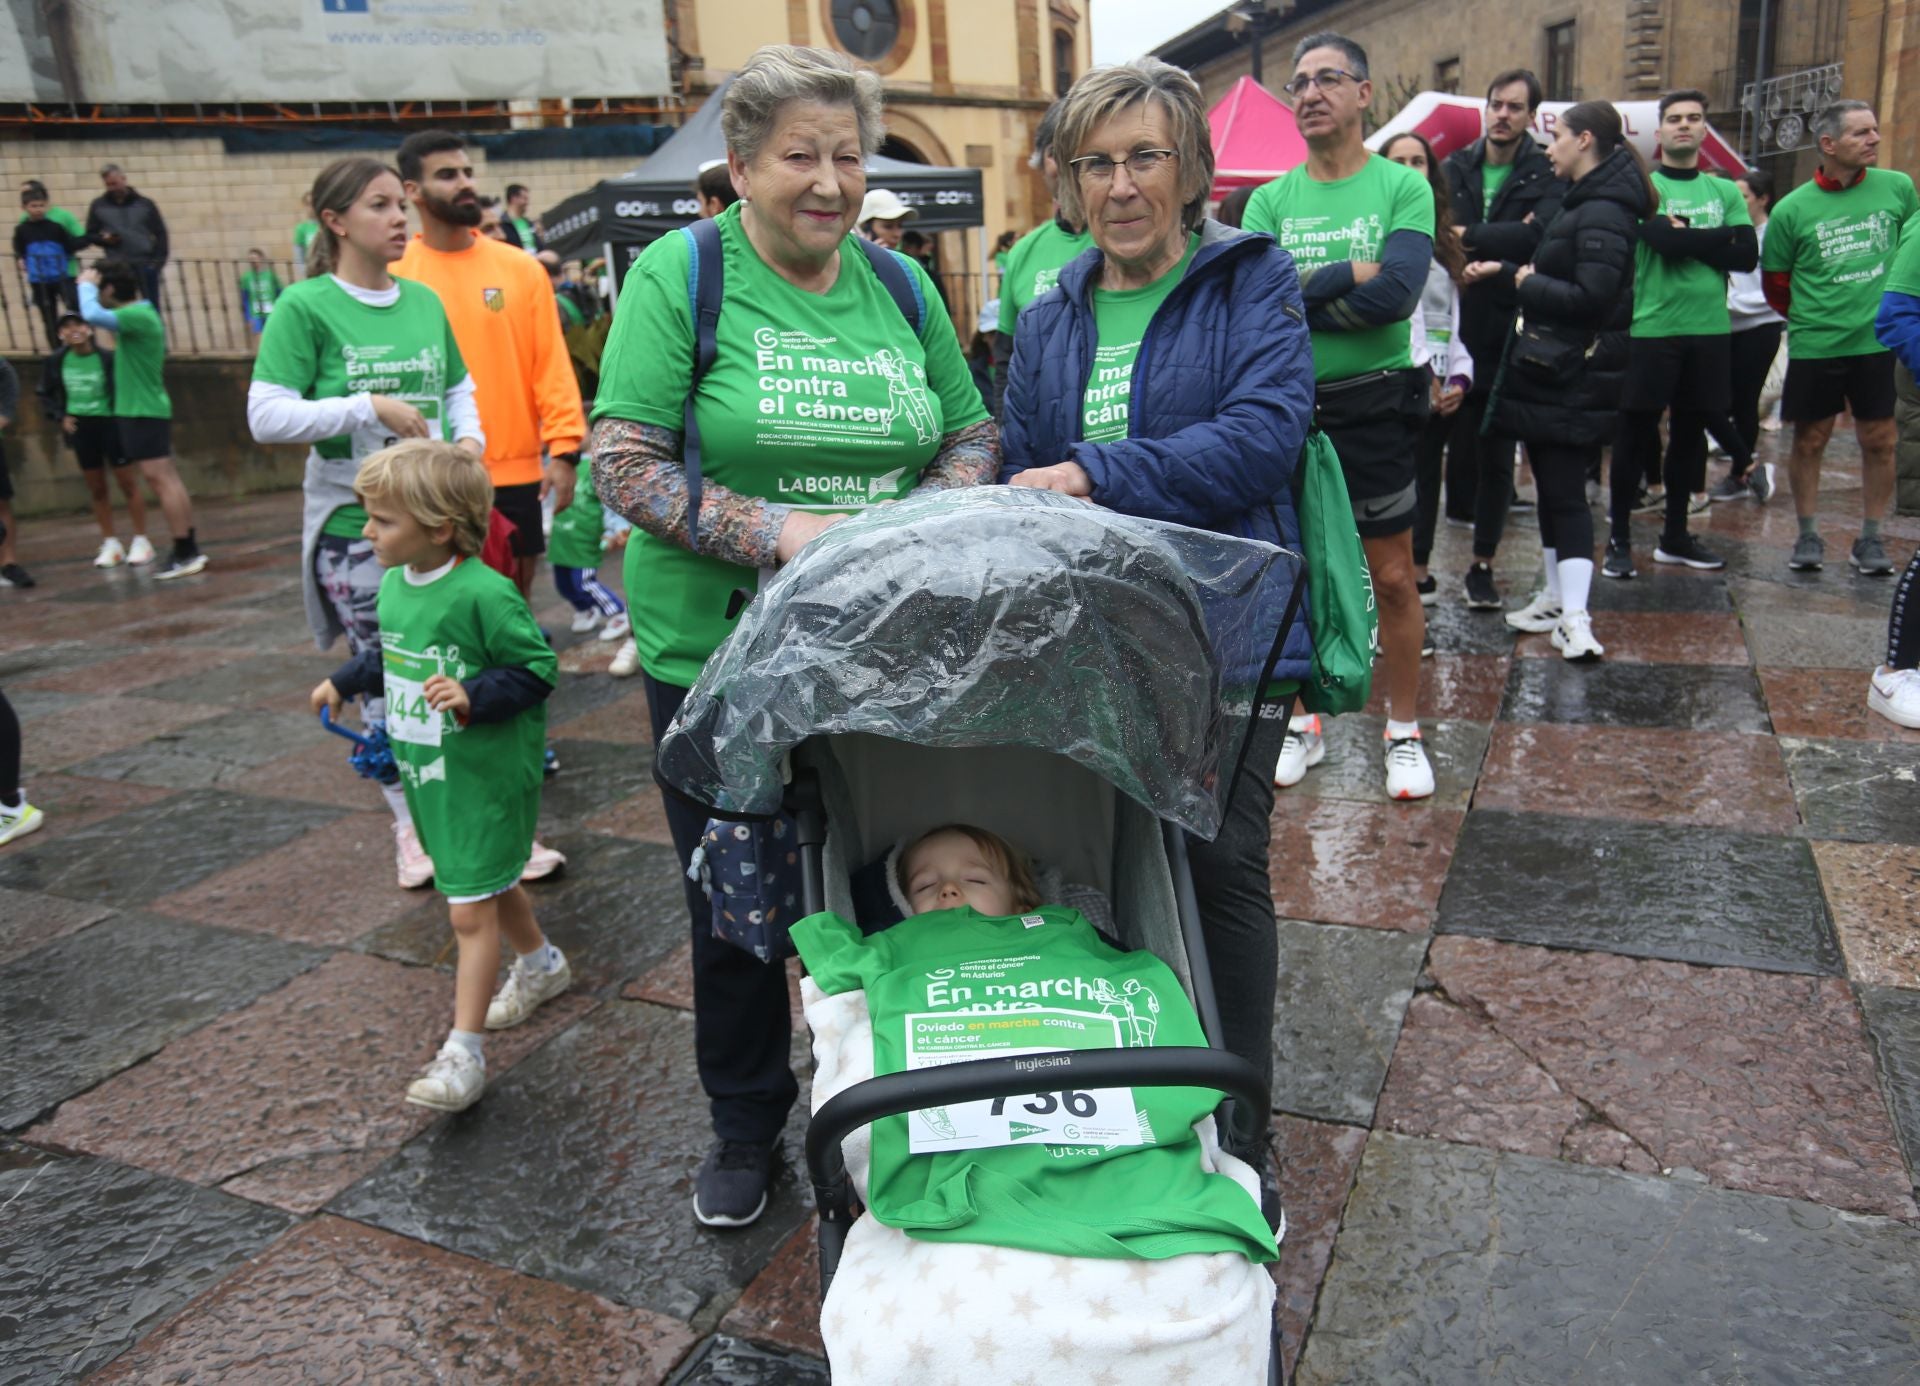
[588,43,996,1231]
[1000,56,1315,1188]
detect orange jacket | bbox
[395,233,585,487]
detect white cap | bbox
[859,188,917,224]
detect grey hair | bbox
[1290,31,1370,80]
[722,44,886,164]
[1051,58,1216,233]
[1812,99,1873,144]
[99,162,123,177]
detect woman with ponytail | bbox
[1466,101,1654,662]
[247,157,484,888]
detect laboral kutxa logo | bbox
[483,288,504,313]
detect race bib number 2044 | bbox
[902,1007,1150,1155]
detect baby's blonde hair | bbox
[899,824,1043,913]
[355,439,493,557]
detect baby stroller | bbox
[657,488,1305,1382]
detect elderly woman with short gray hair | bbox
[588,42,995,1229]
[1001,56,1316,1191]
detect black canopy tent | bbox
[540,77,987,295]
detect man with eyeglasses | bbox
[1245,31,1437,801]
[991,100,1093,417]
[1440,68,1563,610]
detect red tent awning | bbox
[1208,75,1308,195]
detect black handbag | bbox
[1508,310,1595,385]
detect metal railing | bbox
[1738,62,1844,163]
[0,255,296,357]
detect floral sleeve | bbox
[912,418,1000,494]
[588,417,788,570]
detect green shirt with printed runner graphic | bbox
[592,201,989,687]
[1633,167,1751,339]
[240,267,284,317]
[1243,153,1436,383]
[61,351,112,418]
[253,275,468,541]
[1763,167,1920,360]
[1081,234,1199,444]
[109,300,171,420]
[375,557,555,897]
[790,904,1277,1263]
[548,456,608,570]
[1481,160,1513,217]
[995,218,1095,335]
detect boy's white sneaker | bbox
[1551,609,1605,663]
[600,611,631,642]
[93,537,126,568]
[1503,589,1563,634]
[608,638,641,678]
[1274,715,1325,788]
[126,535,156,565]
[487,948,573,1029]
[1384,733,1435,801]
[404,1045,486,1112]
[521,841,567,882]
[1869,666,1920,729]
[0,799,45,847]
[570,608,600,634]
[394,821,435,889]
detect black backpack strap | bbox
[681,216,725,554]
[853,238,924,335]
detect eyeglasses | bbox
[1067,149,1179,183]
[1283,68,1363,99]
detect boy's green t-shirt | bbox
[589,201,989,686]
[1763,167,1920,359]
[375,558,556,897]
[1481,160,1514,216]
[240,267,283,314]
[548,457,607,570]
[995,219,1095,336]
[1243,153,1436,382]
[109,300,171,420]
[791,905,1277,1264]
[61,351,112,418]
[1633,168,1751,339]
[1081,234,1199,443]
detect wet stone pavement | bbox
[4,431,1920,1382]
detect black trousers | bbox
[28,279,73,348]
[1730,322,1785,459]
[0,686,18,803]
[644,674,799,1146]
[1412,408,1451,568]
[1611,409,1748,549]
[1440,393,1516,561]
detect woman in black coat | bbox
[1466,101,1654,662]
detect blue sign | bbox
[322,0,369,13]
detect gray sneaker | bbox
[1789,532,1825,572]
[1851,535,1895,575]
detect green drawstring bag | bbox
[1292,428,1377,716]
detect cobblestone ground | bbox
[4,431,1920,1383]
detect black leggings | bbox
[1730,322,1784,458]
[1412,408,1452,567]
[0,687,18,804]
[1890,550,1920,670]
[1513,441,1596,562]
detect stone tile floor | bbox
[4,432,1920,1382]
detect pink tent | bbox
[1208,76,1309,195]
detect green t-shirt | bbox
[790,905,1277,1263]
[1886,210,1920,300]
[376,557,556,896]
[294,220,320,253]
[110,300,171,420]
[60,351,112,418]
[996,218,1094,335]
[1082,234,1199,443]
[1763,167,1920,359]
[1632,167,1751,339]
[548,457,607,570]
[240,267,283,315]
[321,504,369,541]
[590,201,989,686]
[1481,160,1514,217]
[1244,153,1436,383]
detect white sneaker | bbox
[1273,714,1325,788]
[570,608,601,634]
[0,798,45,846]
[93,537,126,568]
[599,611,631,642]
[486,947,573,1029]
[1383,733,1435,801]
[521,840,567,882]
[404,1045,486,1112]
[1551,609,1605,663]
[608,637,641,678]
[1503,589,1563,634]
[394,821,435,889]
[1868,666,1920,729]
[126,535,156,566]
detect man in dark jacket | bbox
[1440,69,1563,609]
[86,164,168,308]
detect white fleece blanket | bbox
[804,977,1277,1385]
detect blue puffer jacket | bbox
[1000,218,1316,682]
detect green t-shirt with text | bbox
[1481,160,1513,217]
[1633,167,1751,339]
[240,267,283,316]
[1082,234,1199,443]
[1763,167,1920,359]
[1244,154,1435,382]
[790,905,1277,1263]
[61,351,111,418]
[376,558,555,897]
[110,300,171,420]
[996,218,1094,335]
[590,201,989,686]
[1886,211,1920,300]
[548,457,607,570]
